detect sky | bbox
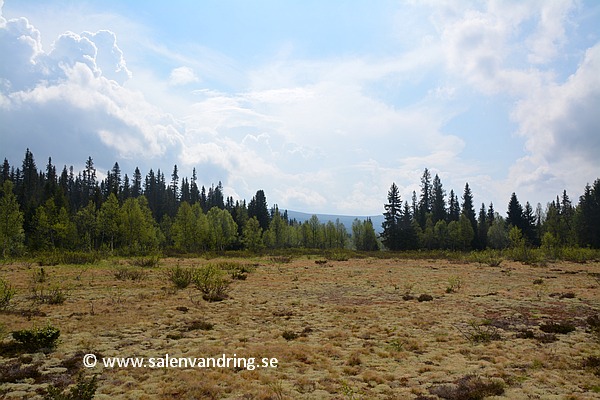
[1,0,599,216]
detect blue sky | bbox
[1,0,599,215]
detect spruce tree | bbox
[381,183,402,251]
[431,174,446,223]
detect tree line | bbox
[381,168,600,251]
[1,149,365,256]
[1,150,599,257]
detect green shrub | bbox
[30,284,69,304]
[193,264,230,302]
[11,325,60,353]
[0,277,16,310]
[165,265,194,289]
[457,321,501,343]
[37,251,101,266]
[113,267,146,281]
[44,373,98,400]
[129,254,160,268]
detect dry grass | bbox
[1,256,599,399]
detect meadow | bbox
[1,253,599,399]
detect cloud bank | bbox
[1,1,599,215]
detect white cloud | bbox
[168,66,199,86]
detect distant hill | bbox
[285,210,384,234]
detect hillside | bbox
[285,210,385,234]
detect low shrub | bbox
[165,265,194,289]
[446,276,462,293]
[129,254,160,268]
[30,284,69,305]
[193,264,230,302]
[429,375,505,400]
[0,360,42,383]
[37,251,101,266]
[282,330,299,341]
[44,373,98,400]
[583,356,600,376]
[113,267,146,281]
[186,320,214,331]
[11,324,60,353]
[418,294,433,302]
[457,321,501,343]
[539,321,576,335]
[0,277,16,310]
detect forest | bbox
[0,149,599,258]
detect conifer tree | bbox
[0,180,25,257]
[382,183,402,251]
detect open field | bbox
[1,255,600,399]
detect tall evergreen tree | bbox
[461,183,477,248]
[447,189,460,222]
[0,180,25,257]
[248,189,270,231]
[506,193,524,231]
[418,168,432,227]
[381,183,402,251]
[431,174,446,223]
[575,179,600,248]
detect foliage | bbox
[129,254,160,268]
[193,263,230,302]
[0,277,16,310]
[114,267,147,281]
[0,180,25,257]
[165,264,194,289]
[11,324,60,353]
[44,373,98,400]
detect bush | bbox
[0,277,16,310]
[0,360,42,383]
[418,294,433,302]
[282,330,299,341]
[457,321,501,343]
[37,251,101,266]
[193,264,230,302]
[429,375,505,399]
[165,265,194,289]
[539,321,576,334]
[11,325,60,353]
[129,254,160,268]
[30,284,69,305]
[113,267,146,281]
[44,373,98,400]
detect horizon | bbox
[1,1,599,215]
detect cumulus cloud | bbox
[169,66,199,86]
[0,12,179,173]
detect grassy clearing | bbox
[0,254,599,399]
